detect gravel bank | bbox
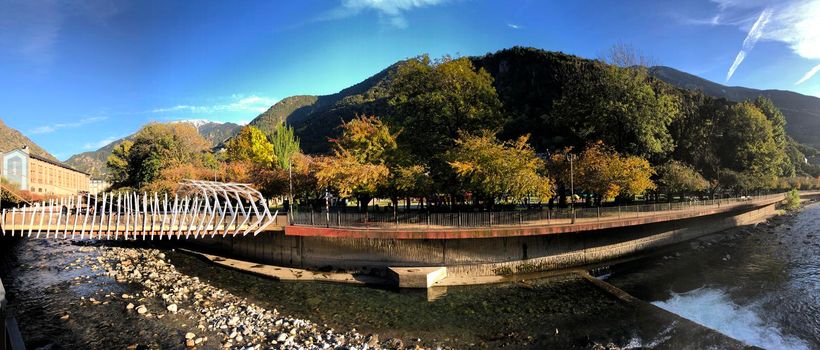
[97,247,416,350]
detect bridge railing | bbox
[290,192,787,230]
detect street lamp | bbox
[567,154,575,224]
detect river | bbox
[0,203,817,349]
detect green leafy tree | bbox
[717,102,783,189]
[226,125,276,167]
[110,123,210,190]
[387,55,503,191]
[657,160,709,199]
[552,62,679,157]
[448,132,555,205]
[270,122,301,170]
[753,96,792,176]
[106,140,133,188]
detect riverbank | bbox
[99,246,412,349]
[1,239,751,349]
[0,201,815,349]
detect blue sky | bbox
[1,0,819,160]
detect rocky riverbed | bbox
[95,246,415,349]
[4,204,815,349]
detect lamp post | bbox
[325,188,330,228]
[288,160,294,223]
[567,154,575,224]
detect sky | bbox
[1,0,819,161]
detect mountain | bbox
[246,47,820,155]
[65,120,241,177]
[0,118,59,161]
[248,65,395,153]
[649,66,820,148]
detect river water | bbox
[0,203,817,349]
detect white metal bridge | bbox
[0,180,277,240]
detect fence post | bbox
[547,208,551,224]
[337,211,340,227]
[490,212,494,227]
[597,207,600,220]
[310,209,314,226]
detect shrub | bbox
[784,188,800,211]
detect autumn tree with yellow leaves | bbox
[448,132,555,207]
[315,115,395,211]
[557,141,655,205]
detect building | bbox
[1,146,90,195]
[89,178,110,195]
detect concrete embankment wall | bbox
[185,198,785,277]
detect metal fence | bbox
[290,193,785,229]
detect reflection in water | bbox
[652,287,809,350]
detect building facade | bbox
[1,146,90,196]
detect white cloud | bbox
[151,95,278,115]
[507,23,521,29]
[83,135,121,150]
[698,0,820,83]
[31,116,107,134]
[726,8,772,81]
[795,63,820,84]
[320,0,449,28]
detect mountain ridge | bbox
[0,118,60,162]
[649,65,820,148]
[245,47,820,154]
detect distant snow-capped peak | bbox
[171,119,221,129]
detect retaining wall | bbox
[185,196,794,277]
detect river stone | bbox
[136,305,147,314]
[186,332,196,340]
[185,339,195,348]
[384,338,403,349]
[365,334,379,347]
[276,333,288,342]
[167,304,178,313]
[126,303,135,310]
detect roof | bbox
[27,152,91,176]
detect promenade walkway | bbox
[285,192,820,239]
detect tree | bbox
[315,115,398,211]
[334,115,397,164]
[448,132,555,206]
[657,160,709,199]
[753,96,792,176]
[573,141,656,204]
[387,55,503,186]
[270,122,301,170]
[226,125,275,167]
[109,123,211,190]
[552,61,679,157]
[717,102,783,189]
[106,140,133,188]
